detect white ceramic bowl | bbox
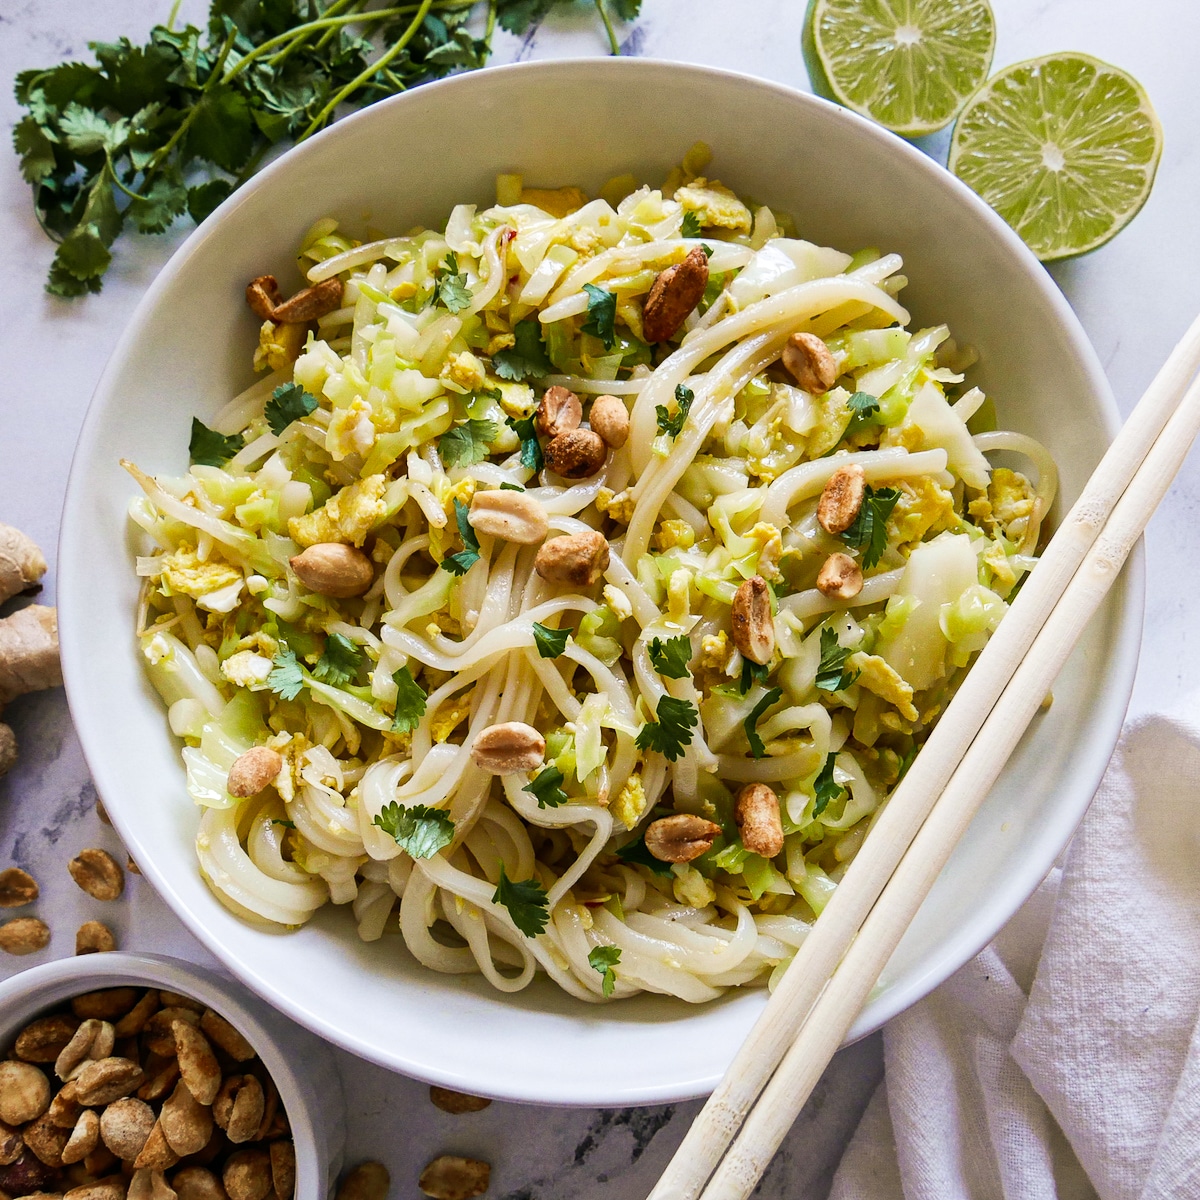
[0,952,344,1196]
[59,59,1142,1105]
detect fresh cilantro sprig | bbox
[532,621,571,659]
[373,801,454,859]
[615,830,674,877]
[635,695,699,762]
[391,666,427,734]
[840,485,902,570]
[189,418,243,466]
[493,318,553,382]
[493,863,549,937]
[312,633,362,687]
[656,384,694,439]
[435,251,472,313]
[266,649,306,701]
[265,383,318,436]
[815,627,859,693]
[739,658,770,696]
[680,210,703,239]
[812,753,845,817]
[505,413,544,473]
[581,283,617,349]
[648,635,692,679]
[524,765,569,808]
[438,418,498,468]
[441,498,481,576]
[588,945,621,997]
[744,686,784,759]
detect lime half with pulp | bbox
[949,53,1163,261]
[804,0,996,137]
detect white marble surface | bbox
[1,0,1198,1195]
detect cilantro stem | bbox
[166,0,182,32]
[298,0,435,141]
[227,6,405,80]
[486,0,498,41]
[594,0,621,55]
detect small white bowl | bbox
[59,59,1142,1104]
[0,952,345,1196]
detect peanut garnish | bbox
[817,464,866,535]
[429,1086,492,1114]
[816,552,863,600]
[226,747,284,799]
[643,246,710,343]
[735,784,785,858]
[588,394,630,448]
[418,1154,491,1200]
[0,916,50,955]
[534,531,610,587]
[781,331,838,393]
[471,723,545,775]
[730,576,775,666]
[468,490,549,545]
[336,1162,390,1200]
[544,428,607,478]
[0,867,38,907]
[67,848,125,902]
[534,385,582,438]
[644,814,723,863]
[289,542,374,597]
[76,920,117,955]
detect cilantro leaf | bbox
[836,390,881,447]
[187,179,233,224]
[615,830,674,877]
[391,667,427,734]
[840,485,901,570]
[588,945,621,997]
[524,765,569,808]
[13,117,56,185]
[130,170,187,235]
[505,413,544,474]
[812,753,845,817]
[493,863,549,937]
[744,686,784,759]
[815,627,858,693]
[496,0,556,35]
[493,318,552,382]
[499,482,525,492]
[680,210,702,238]
[374,801,454,859]
[436,251,472,313]
[264,383,319,436]
[441,498,481,575]
[739,658,770,696]
[188,417,244,466]
[266,649,306,701]
[581,283,617,349]
[438,418,498,468]
[59,104,129,155]
[186,85,255,173]
[656,384,694,439]
[635,695,699,762]
[610,0,643,17]
[532,622,570,659]
[312,633,363,687]
[52,225,112,287]
[648,635,692,679]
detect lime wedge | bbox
[949,54,1163,262]
[804,0,996,137]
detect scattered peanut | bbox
[0,915,50,955]
[0,1061,52,1125]
[730,576,775,666]
[226,748,284,800]
[99,1097,156,1162]
[816,464,866,536]
[816,552,863,600]
[735,784,785,858]
[160,1080,214,1157]
[534,386,582,438]
[0,867,38,907]
[67,849,124,902]
[289,543,374,598]
[642,246,710,343]
[61,1109,100,1165]
[173,1023,221,1106]
[470,723,545,775]
[73,1058,145,1107]
[781,331,838,394]
[335,1161,390,1200]
[534,530,610,587]
[16,1015,80,1063]
[588,394,630,449]
[644,815,723,864]
[223,1147,273,1200]
[75,921,117,955]
[544,428,607,479]
[199,1009,256,1062]
[428,1086,492,1115]
[418,1154,491,1200]
[468,490,549,545]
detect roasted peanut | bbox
[75,921,116,955]
[225,747,284,800]
[157,992,205,1014]
[254,1075,282,1141]
[335,1162,389,1200]
[588,394,630,449]
[99,1097,156,1162]
[0,866,38,907]
[817,464,866,536]
[67,1179,130,1200]
[73,1058,145,1107]
[644,815,723,864]
[816,552,863,600]
[84,1145,120,1178]
[113,992,159,1039]
[642,246,709,343]
[129,1166,179,1200]
[132,1122,178,1172]
[16,1015,81,1062]
[160,1081,213,1158]
[269,1142,295,1200]
[535,386,582,438]
[213,1076,264,1145]
[61,1109,100,1165]
[47,1080,82,1128]
[144,1008,200,1057]
[782,331,838,394]
[0,1120,23,1166]
[534,530,610,587]
[730,576,775,666]
[173,1024,220,1107]
[468,490,549,545]
[22,1112,71,1167]
[173,1167,228,1200]
[735,784,785,858]
[289,543,374,598]
[471,723,545,775]
[429,1086,492,1114]
[199,1009,256,1062]
[223,1148,273,1200]
[67,849,124,902]
[56,1019,115,1081]
[544,428,607,479]
[72,988,139,1021]
[136,1059,180,1104]
[0,1061,51,1124]
[0,915,50,954]
[418,1154,491,1200]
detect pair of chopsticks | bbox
[649,312,1200,1200]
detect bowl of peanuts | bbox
[0,952,344,1200]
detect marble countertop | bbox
[2,1,1198,1195]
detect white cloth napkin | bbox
[827,715,1200,1200]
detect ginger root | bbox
[0,526,61,780]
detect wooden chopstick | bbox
[650,311,1200,1200]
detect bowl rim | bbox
[57,55,1144,1103]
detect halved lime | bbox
[949,54,1163,261]
[804,0,996,137]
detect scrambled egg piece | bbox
[701,631,730,670]
[806,391,853,458]
[602,584,633,622]
[611,772,648,831]
[254,320,306,372]
[264,731,312,803]
[520,186,588,218]
[441,351,488,393]
[747,522,783,581]
[431,685,475,743]
[487,333,516,356]
[989,469,1037,545]
[159,546,244,614]
[221,650,273,689]
[288,474,388,547]
[982,540,1017,593]
[672,863,716,909]
[326,398,376,461]
[888,477,956,552]
[596,487,637,524]
[848,652,919,722]
[674,178,753,234]
[654,520,695,551]
[438,476,477,519]
[616,295,646,343]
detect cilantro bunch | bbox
[13,0,641,297]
